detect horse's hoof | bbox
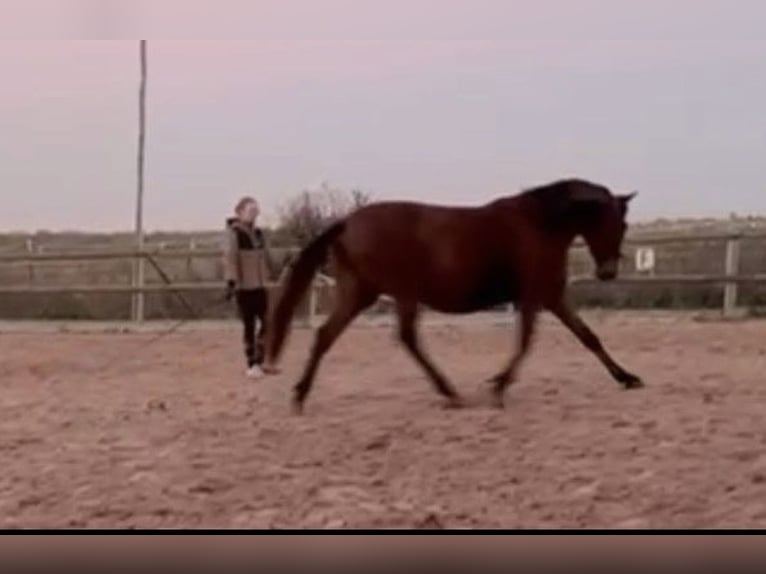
[291,396,306,415]
[490,390,506,410]
[486,372,508,385]
[444,396,465,410]
[619,373,644,390]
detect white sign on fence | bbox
[635,247,656,273]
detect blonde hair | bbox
[234,196,257,214]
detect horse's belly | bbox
[343,222,519,312]
[419,273,518,314]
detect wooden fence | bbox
[1,231,766,321]
[0,246,321,324]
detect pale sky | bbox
[1,1,765,231]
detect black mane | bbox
[519,179,614,230]
[522,178,610,203]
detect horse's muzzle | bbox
[596,260,619,281]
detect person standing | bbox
[224,196,278,378]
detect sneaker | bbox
[262,363,281,375]
[246,365,265,379]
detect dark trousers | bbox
[235,288,268,368]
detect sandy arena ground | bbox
[2,311,766,529]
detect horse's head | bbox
[568,182,636,281]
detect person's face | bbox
[239,200,260,224]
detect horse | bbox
[264,178,643,413]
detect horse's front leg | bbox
[548,300,643,389]
[488,303,539,408]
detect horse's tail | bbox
[265,221,347,365]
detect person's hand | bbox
[225,280,236,301]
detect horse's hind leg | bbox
[293,276,376,413]
[395,300,463,408]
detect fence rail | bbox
[1,230,765,320]
[2,274,766,294]
[0,247,299,263]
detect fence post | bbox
[723,234,741,317]
[26,238,35,284]
[131,254,146,323]
[187,238,195,278]
[307,281,318,328]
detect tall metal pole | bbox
[132,40,147,322]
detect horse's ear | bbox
[620,191,638,204]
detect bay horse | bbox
[265,178,643,413]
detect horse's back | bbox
[343,200,493,257]
[336,199,522,311]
